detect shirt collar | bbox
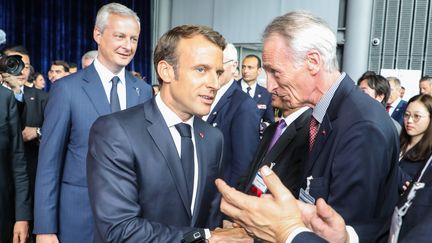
[155,94,194,128]
[93,58,126,86]
[312,72,346,123]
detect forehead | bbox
[407,100,428,111]
[177,35,223,67]
[242,57,258,65]
[51,64,65,70]
[104,14,140,33]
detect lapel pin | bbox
[322,130,326,135]
[135,87,140,96]
[258,94,262,98]
[30,97,35,100]
[199,132,204,138]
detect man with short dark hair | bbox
[239,54,274,125]
[87,25,251,242]
[48,60,70,82]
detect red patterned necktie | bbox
[309,117,319,152]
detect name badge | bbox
[257,104,267,109]
[250,163,275,197]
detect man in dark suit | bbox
[0,85,31,243]
[216,11,399,242]
[1,45,48,202]
[239,92,311,197]
[238,54,274,125]
[387,76,407,127]
[87,25,251,242]
[33,3,152,243]
[203,43,261,187]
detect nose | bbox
[266,75,278,93]
[207,71,221,91]
[123,38,132,50]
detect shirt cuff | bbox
[204,229,211,239]
[285,227,311,243]
[346,226,359,243]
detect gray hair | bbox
[81,50,98,63]
[224,43,238,64]
[263,11,338,72]
[95,3,140,32]
[387,76,401,89]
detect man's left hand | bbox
[13,221,29,243]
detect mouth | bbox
[199,95,214,105]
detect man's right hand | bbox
[36,234,59,243]
[1,72,22,94]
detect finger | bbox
[259,166,293,202]
[216,179,251,210]
[316,198,340,225]
[13,232,18,243]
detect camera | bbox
[0,54,25,76]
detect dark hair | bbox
[153,25,226,84]
[357,71,390,106]
[1,44,29,56]
[243,54,262,68]
[27,65,35,82]
[69,62,77,69]
[400,94,432,161]
[420,75,432,83]
[52,60,70,72]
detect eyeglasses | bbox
[223,59,234,64]
[403,113,429,122]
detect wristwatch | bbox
[181,229,206,243]
[36,127,42,139]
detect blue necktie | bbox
[175,123,194,200]
[110,76,120,112]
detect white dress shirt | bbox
[202,79,234,121]
[240,79,257,98]
[93,58,127,110]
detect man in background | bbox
[34,3,152,243]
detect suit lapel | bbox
[125,71,140,108]
[81,65,111,116]
[145,100,192,218]
[207,83,235,123]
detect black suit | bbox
[0,86,31,243]
[20,86,48,197]
[240,108,311,196]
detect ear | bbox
[93,28,102,45]
[157,60,175,84]
[305,50,321,75]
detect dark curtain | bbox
[0,0,152,88]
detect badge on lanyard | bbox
[250,162,275,197]
[299,176,316,204]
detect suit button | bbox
[212,123,217,127]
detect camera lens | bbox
[0,55,25,76]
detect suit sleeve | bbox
[228,97,261,187]
[8,92,32,221]
[33,82,71,233]
[326,121,398,240]
[291,231,327,243]
[87,116,194,242]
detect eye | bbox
[131,37,138,44]
[196,67,205,73]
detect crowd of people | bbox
[2,2,432,243]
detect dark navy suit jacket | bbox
[240,108,312,196]
[206,82,260,187]
[33,64,152,243]
[87,99,224,242]
[299,75,400,242]
[390,100,407,127]
[236,80,274,123]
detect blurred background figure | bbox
[81,50,98,69]
[152,84,160,95]
[33,72,46,90]
[419,75,432,96]
[387,76,407,127]
[68,62,78,73]
[400,86,405,99]
[48,60,70,83]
